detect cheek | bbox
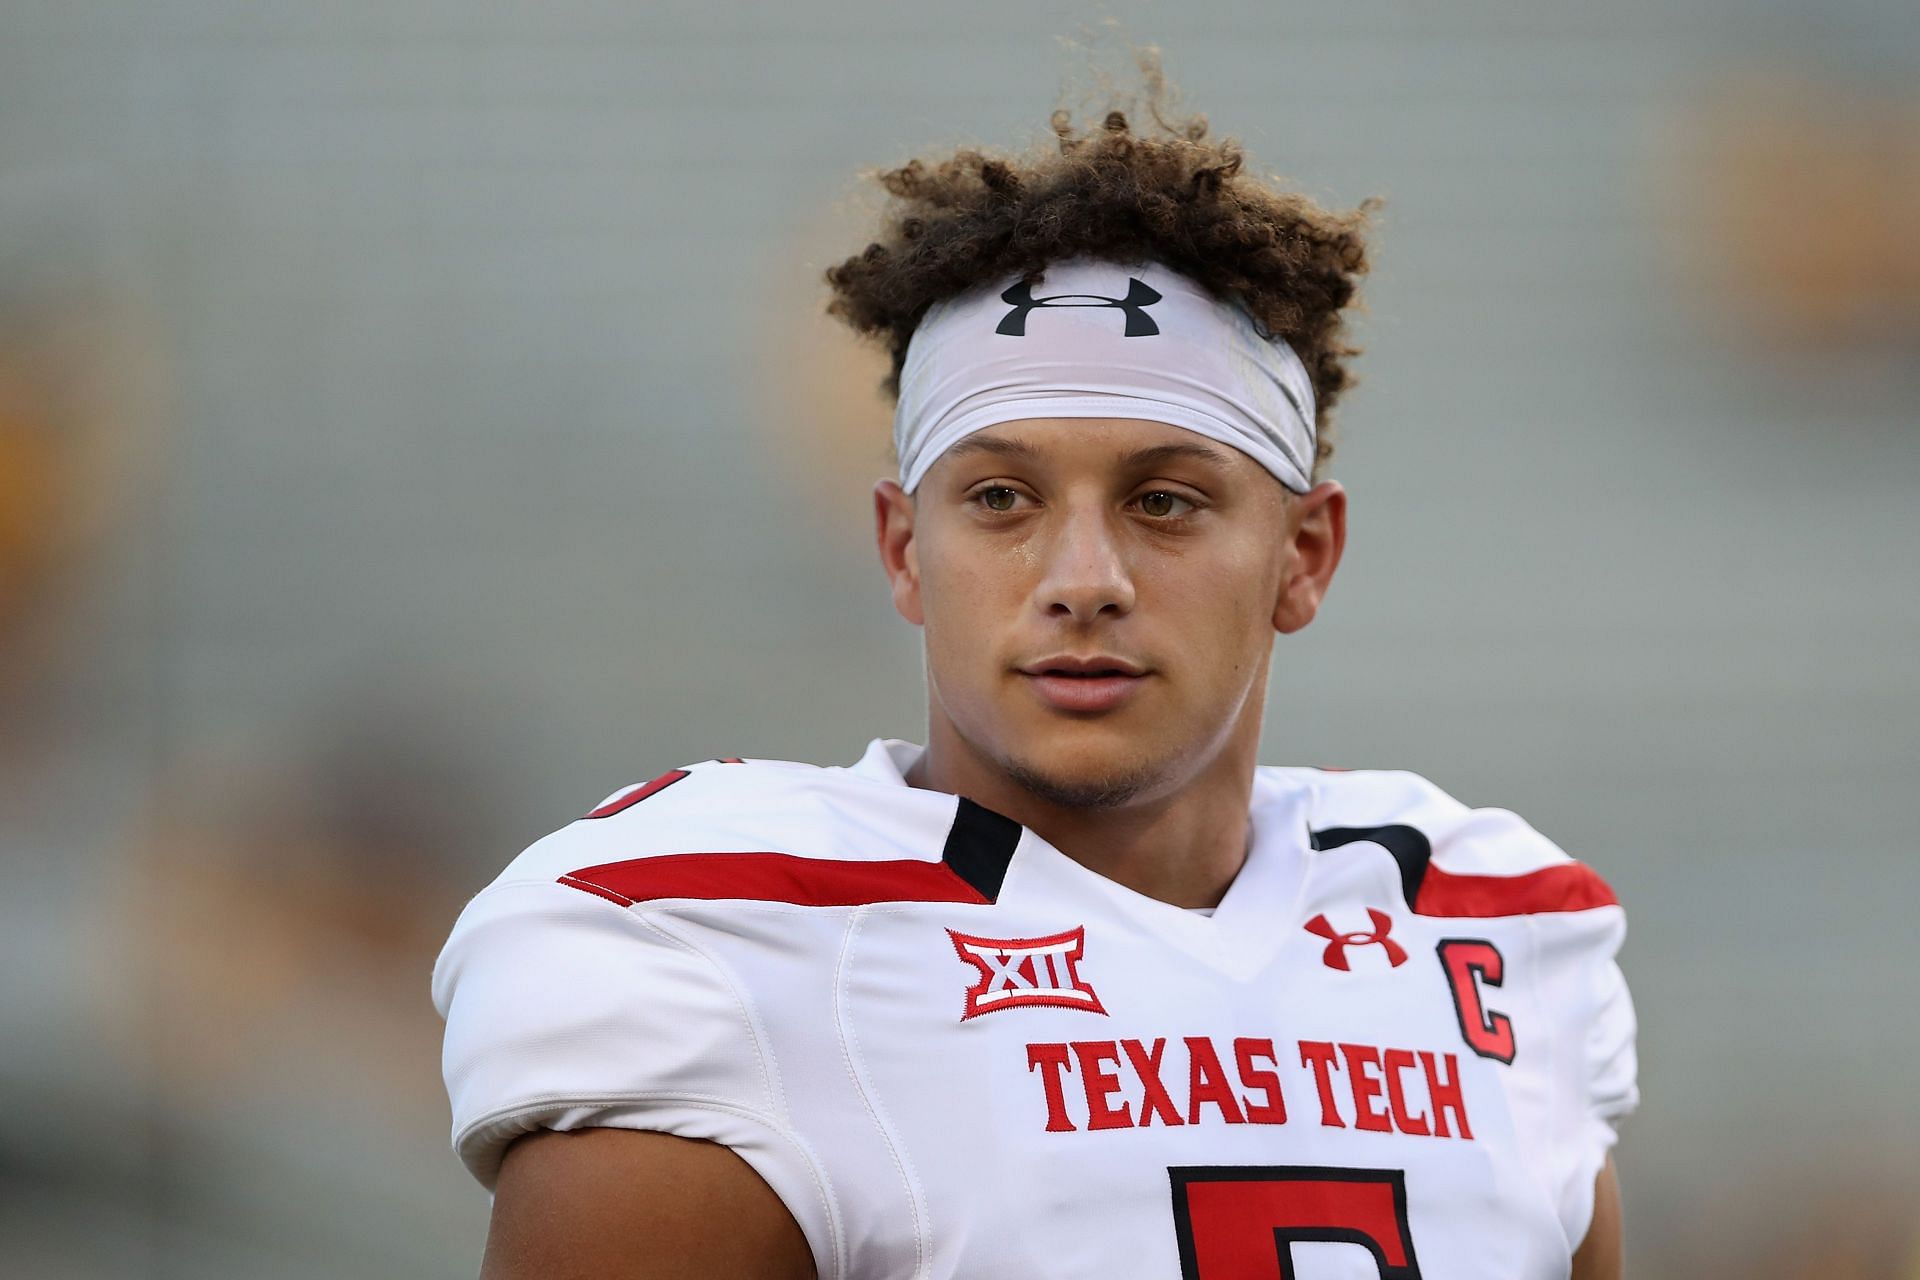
[1158,542,1281,674]
[916,532,1033,667]
[920,527,1032,616]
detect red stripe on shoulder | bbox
[557,873,639,907]
[583,769,689,819]
[1415,861,1618,917]
[558,851,990,908]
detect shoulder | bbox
[432,753,902,1073]
[475,752,977,902]
[1259,770,1642,1248]
[1258,764,1621,919]
[430,752,906,1198]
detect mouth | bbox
[1017,656,1150,714]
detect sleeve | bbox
[1586,946,1640,1132]
[430,878,838,1274]
[1535,901,1639,1252]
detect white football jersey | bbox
[434,739,1636,1280]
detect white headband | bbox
[892,257,1317,494]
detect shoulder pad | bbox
[484,756,1019,910]
[1266,765,1620,919]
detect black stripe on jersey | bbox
[942,798,1021,903]
[1310,824,1434,912]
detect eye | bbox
[1136,490,1195,519]
[977,485,1022,513]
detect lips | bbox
[1018,655,1150,713]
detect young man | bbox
[434,102,1635,1279]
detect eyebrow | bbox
[944,434,1237,471]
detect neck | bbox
[905,714,1262,910]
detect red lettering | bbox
[1121,1038,1184,1127]
[1437,938,1516,1063]
[1184,1036,1246,1125]
[1339,1043,1393,1133]
[1382,1048,1429,1136]
[1420,1049,1473,1140]
[1026,1042,1076,1132]
[1297,1040,1346,1128]
[1232,1037,1287,1125]
[1037,1035,1470,1140]
[1074,1040,1132,1130]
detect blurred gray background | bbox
[2,1,1916,1276]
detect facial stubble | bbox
[996,744,1163,812]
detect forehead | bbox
[930,417,1260,479]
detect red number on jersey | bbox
[1169,1166,1422,1279]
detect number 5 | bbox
[1169,1166,1423,1279]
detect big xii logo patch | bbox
[997,277,1164,337]
[949,926,1108,1020]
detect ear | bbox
[1273,480,1347,635]
[873,479,925,626]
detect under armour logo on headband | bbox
[996,277,1164,338]
[894,257,1316,494]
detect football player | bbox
[435,99,1635,1280]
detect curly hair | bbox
[824,92,1381,479]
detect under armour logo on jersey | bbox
[949,926,1108,1020]
[1305,910,1409,971]
[996,277,1164,337]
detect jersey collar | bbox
[847,737,925,786]
[843,738,1312,981]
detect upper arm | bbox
[482,1128,816,1280]
[1570,1156,1622,1280]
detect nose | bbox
[1034,505,1136,622]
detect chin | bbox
[993,721,1176,811]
